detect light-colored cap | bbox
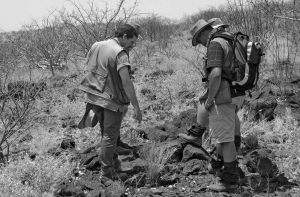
[207,18,229,29]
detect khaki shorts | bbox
[209,103,236,143]
[232,95,246,111]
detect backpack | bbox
[208,31,264,93]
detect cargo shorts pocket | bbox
[209,114,224,140]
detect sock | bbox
[234,135,241,152]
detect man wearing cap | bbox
[188,19,241,192]
[78,23,142,182]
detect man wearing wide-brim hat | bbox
[179,18,231,147]
[188,19,241,193]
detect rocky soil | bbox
[53,83,300,197]
[8,79,300,197]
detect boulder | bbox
[182,159,208,176]
[243,149,277,177]
[257,157,278,178]
[181,144,210,162]
[145,127,169,142]
[244,79,300,122]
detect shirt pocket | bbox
[82,71,108,93]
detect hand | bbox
[204,99,213,111]
[133,107,142,123]
[122,105,128,118]
[202,81,209,89]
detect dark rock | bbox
[145,127,169,142]
[275,173,288,184]
[243,134,259,149]
[80,152,98,165]
[0,152,5,164]
[121,158,146,176]
[181,144,210,162]
[86,188,104,197]
[244,80,300,122]
[68,119,78,128]
[85,156,101,170]
[257,157,278,178]
[19,133,33,143]
[150,188,164,195]
[159,172,179,186]
[61,138,76,149]
[243,149,276,175]
[55,182,85,197]
[182,159,208,176]
[75,179,102,190]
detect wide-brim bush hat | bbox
[190,19,214,46]
[207,18,229,29]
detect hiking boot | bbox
[186,124,206,137]
[219,160,239,186]
[208,163,223,176]
[114,158,122,172]
[116,146,132,155]
[117,139,133,150]
[208,153,224,175]
[100,171,128,183]
[178,133,202,147]
[207,181,238,193]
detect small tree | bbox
[59,0,139,59]
[0,38,40,163]
[12,12,70,76]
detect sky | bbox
[0,0,227,32]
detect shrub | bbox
[140,142,177,185]
[29,128,64,155]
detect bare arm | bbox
[205,41,223,110]
[119,66,139,108]
[118,66,142,122]
[206,67,222,105]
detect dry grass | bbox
[240,107,300,181]
[140,142,177,185]
[0,154,74,197]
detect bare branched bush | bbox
[59,0,139,59]
[11,13,70,76]
[0,38,42,163]
[178,37,206,77]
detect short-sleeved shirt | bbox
[206,39,245,98]
[206,40,231,80]
[84,50,131,112]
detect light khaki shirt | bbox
[84,48,131,113]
